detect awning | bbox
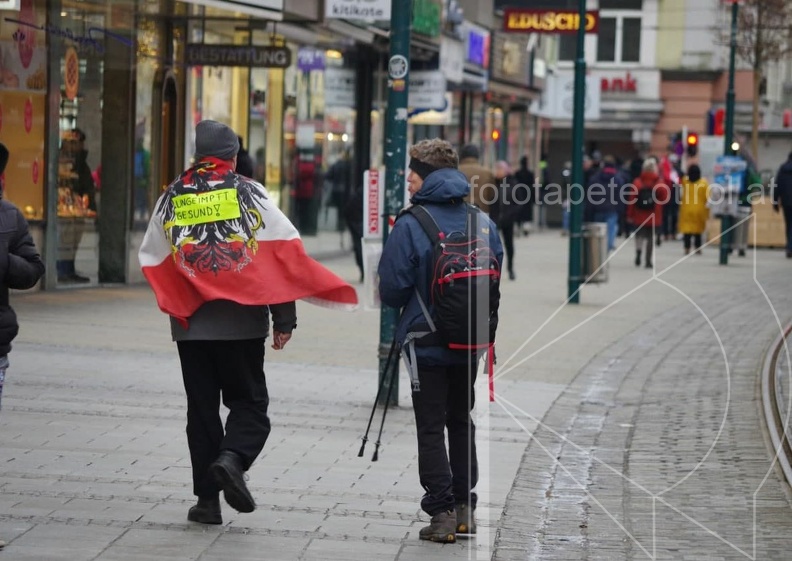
[179,0,283,20]
[487,79,539,102]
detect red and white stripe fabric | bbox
[139,158,358,325]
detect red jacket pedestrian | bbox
[627,160,670,268]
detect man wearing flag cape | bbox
[139,120,357,525]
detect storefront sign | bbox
[297,48,325,72]
[408,70,446,110]
[601,72,637,93]
[363,169,383,239]
[530,72,601,121]
[413,0,441,37]
[439,36,464,84]
[325,0,390,20]
[324,68,356,107]
[185,44,291,68]
[464,23,490,70]
[503,9,600,34]
[0,0,21,10]
[490,32,531,85]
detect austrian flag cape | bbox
[139,158,358,324]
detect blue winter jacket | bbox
[378,168,504,365]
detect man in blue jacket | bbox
[378,139,503,543]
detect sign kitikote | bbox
[186,44,292,68]
[325,0,391,20]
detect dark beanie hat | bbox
[0,143,8,175]
[460,144,480,160]
[195,120,239,161]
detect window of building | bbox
[596,2,643,64]
[559,34,577,61]
[597,18,617,62]
[621,18,642,62]
[599,0,642,9]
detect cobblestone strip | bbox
[494,276,792,561]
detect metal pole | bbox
[378,0,412,405]
[567,0,587,303]
[720,0,739,266]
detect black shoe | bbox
[187,496,222,525]
[210,451,256,513]
[645,262,653,269]
[635,251,641,267]
[59,273,90,284]
[656,237,662,247]
[508,269,516,281]
[738,249,746,257]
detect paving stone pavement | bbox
[493,268,792,560]
[1,230,791,560]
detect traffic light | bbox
[686,132,699,157]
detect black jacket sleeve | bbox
[6,208,44,290]
[270,301,297,333]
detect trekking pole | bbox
[371,357,399,462]
[358,337,398,457]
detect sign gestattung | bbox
[185,44,291,68]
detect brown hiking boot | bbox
[419,510,456,543]
[455,504,476,536]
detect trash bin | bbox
[582,222,608,284]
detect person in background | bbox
[0,142,46,550]
[325,149,352,232]
[626,159,669,268]
[235,136,254,178]
[459,144,496,215]
[494,160,518,280]
[658,152,680,246]
[513,155,535,237]
[584,155,625,252]
[678,164,710,255]
[343,184,365,283]
[773,152,792,258]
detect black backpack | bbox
[406,204,501,351]
[636,186,655,211]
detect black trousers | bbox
[683,233,702,251]
[499,223,515,273]
[784,206,792,253]
[177,338,271,498]
[411,361,478,516]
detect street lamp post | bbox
[567,0,587,303]
[720,0,739,266]
[377,0,412,405]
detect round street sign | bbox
[388,55,408,79]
